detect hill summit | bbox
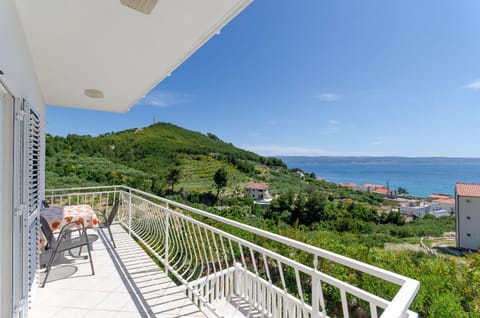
[46,122,286,193]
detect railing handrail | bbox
[45,185,420,317]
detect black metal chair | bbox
[97,199,120,248]
[41,200,49,208]
[39,216,95,287]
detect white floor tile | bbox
[30,225,207,317]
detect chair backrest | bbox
[40,216,56,249]
[107,199,120,226]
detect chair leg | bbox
[107,225,116,248]
[40,250,57,288]
[86,243,95,275]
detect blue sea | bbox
[279,157,480,198]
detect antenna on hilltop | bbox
[153,116,157,124]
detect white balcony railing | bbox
[44,185,419,318]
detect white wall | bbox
[0,0,45,316]
[0,0,45,188]
[457,196,480,250]
[435,202,455,214]
[0,84,14,318]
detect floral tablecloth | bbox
[39,205,100,251]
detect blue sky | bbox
[47,0,480,157]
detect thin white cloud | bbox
[313,93,340,102]
[328,119,340,125]
[369,140,384,146]
[319,119,341,135]
[139,90,190,107]
[464,79,480,90]
[243,145,336,156]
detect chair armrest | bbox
[93,208,108,224]
[57,220,86,242]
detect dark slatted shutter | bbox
[27,107,40,291]
[12,99,41,317]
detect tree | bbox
[397,187,408,195]
[166,168,181,192]
[207,132,221,141]
[213,167,228,198]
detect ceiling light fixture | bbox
[120,0,158,15]
[84,89,104,99]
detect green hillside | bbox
[46,122,383,205]
[46,122,289,193]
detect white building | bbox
[291,170,305,179]
[244,182,272,203]
[455,182,480,250]
[431,197,455,215]
[399,200,448,218]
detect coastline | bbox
[278,156,480,198]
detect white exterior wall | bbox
[246,188,265,200]
[436,202,455,215]
[456,196,480,250]
[0,83,15,318]
[400,205,427,217]
[0,0,45,316]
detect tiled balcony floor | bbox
[30,225,206,318]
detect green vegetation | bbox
[46,122,480,317]
[166,167,181,192]
[213,167,228,198]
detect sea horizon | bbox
[278,156,480,198]
[278,155,480,159]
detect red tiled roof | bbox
[433,198,455,204]
[428,193,452,200]
[245,182,268,190]
[373,188,390,195]
[456,182,480,197]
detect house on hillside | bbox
[244,182,272,203]
[291,170,305,179]
[340,182,358,190]
[360,183,393,198]
[361,183,386,193]
[372,187,393,198]
[455,183,480,250]
[432,197,455,215]
[399,200,448,218]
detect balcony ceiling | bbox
[14,0,252,113]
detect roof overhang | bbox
[14,0,252,113]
